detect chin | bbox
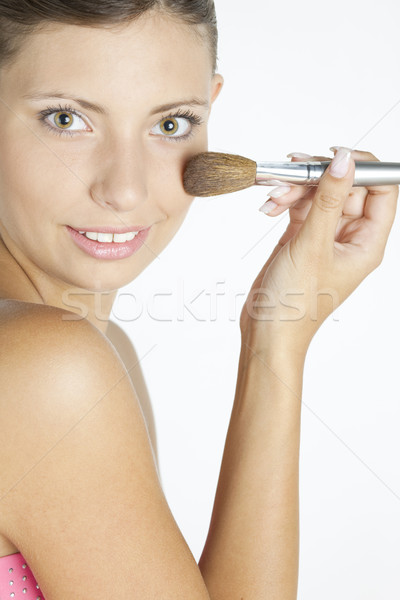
[62,258,151,293]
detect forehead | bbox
[3,12,213,108]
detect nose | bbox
[89,137,148,213]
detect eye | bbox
[53,111,83,130]
[38,105,90,136]
[151,116,191,138]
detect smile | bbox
[67,225,151,260]
[78,231,139,243]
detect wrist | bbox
[240,323,310,364]
[239,327,307,385]
[236,333,305,411]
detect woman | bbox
[0,1,397,598]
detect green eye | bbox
[160,117,179,136]
[38,104,90,137]
[54,111,74,129]
[150,113,198,140]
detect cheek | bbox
[148,134,208,217]
[0,132,87,232]
[0,140,45,231]
[152,168,192,217]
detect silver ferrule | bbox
[255,161,400,186]
[255,161,321,185]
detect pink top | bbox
[0,552,44,600]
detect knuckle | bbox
[370,256,384,272]
[364,246,385,271]
[315,192,341,212]
[375,248,386,267]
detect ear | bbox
[210,73,224,105]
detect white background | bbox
[110,1,400,598]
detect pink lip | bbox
[73,225,147,234]
[66,225,151,260]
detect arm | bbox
[198,148,398,599]
[198,343,304,600]
[0,305,212,599]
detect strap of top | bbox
[0,552,44,599]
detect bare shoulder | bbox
[0,300,210,598]
[0,298,130,500]
[0,299,124,399]
[0,298,116,361]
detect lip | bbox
[72,225,147,234]
[66,225,151,260]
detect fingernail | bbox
[268,185,291,198]
[287,152,312,159]
[259,200,277,215]
[268,179,289,187]
[329,145,353,153]
[266,179,290,186]
[329,147,351,178]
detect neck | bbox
[0,236,117,334]
[61,287,117,334]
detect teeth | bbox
[80,231,139,243]
[114,232,132,243]
[98,233,113,243]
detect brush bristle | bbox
[183,152,257,197]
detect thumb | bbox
[299,147,355,248]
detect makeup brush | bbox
[183,152,400,197]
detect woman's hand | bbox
[240,147,398,356]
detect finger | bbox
[263,151,342,214]
[264,184,309,211]
[287,152,332,162]
[341,187,368,219]
[266,195,315,252]
[261,149,363,218]
[263,180,365,220]
[364,186,398,244]
[299,148,355,248]
[290,192,314,222]
[327,149,369,219]
[260,187,314,218]
[350,149,398,236]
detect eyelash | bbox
[37,104,84,137]
[156,109,203,143]
[37,103,204,141]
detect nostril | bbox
[90,189,107,206]
[88,163,148,212]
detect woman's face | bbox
[0,11,222,294]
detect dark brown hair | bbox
[0,0,218,72]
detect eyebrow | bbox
[22,91,209,116]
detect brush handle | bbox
[255,161,400,186]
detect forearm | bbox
[198,340,305,600]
